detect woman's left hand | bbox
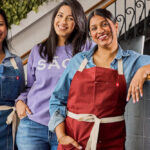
[127,67,148,103]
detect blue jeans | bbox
[0,109,13,150]
[16,117,58,150]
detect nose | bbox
[97,26,105,34]
[60,17,67,25]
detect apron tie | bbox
[0,106,17,150]
[67,111,124,150]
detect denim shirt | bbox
[0,48,25,106]
[49,45,150,132]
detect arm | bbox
[49,58,82,149]
[16,48,36,118]
[127,55,150,103]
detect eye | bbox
[66,16,74,21]
[0,23,4,26]
[101,21,109,27]
[57,14,63,18]
[90,26,97,31]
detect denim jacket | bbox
[49,45,150,132]
[0,48,25,106]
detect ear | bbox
[115,22,119,36]
[115,22,118,31]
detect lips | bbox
[58,25,68,30]
[97,34,108,41]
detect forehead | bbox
[57,5,72,15]
[90,15,106,25]
[0,14,5,22]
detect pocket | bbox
[20,116,28,121]
[1,76,20,100]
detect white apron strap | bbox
[0,106,17,150]
[78,58,88,72]
[10,58,18,69]
[117,59,123,75]
[67,111,124,150]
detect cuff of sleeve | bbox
[15,96,27,105]
[48,110,65,133]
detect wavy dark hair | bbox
[0,9,9,51]
[39,0,88,62]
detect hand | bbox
[127,67,147,103]
[16,100,32,119]
[58,135,82,149]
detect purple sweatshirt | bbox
[16,43,95,126]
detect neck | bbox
[97,45,118,59]
[0,43,2,53]
[93,44,118,68]
[58,37,66,46]
[0,45,5,64]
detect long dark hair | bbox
[0,9,9,51]
[39,0,88,62]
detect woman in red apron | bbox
[49,8,150,150]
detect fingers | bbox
[16,100,32,119]
[59,135,82,149]
[127,84,143,103]
[71,139,82,150]
[26,107,32,114]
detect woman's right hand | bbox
[16,100,32,119]
[58,135,82,149]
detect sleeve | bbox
[130,54,150,79]
[15,48,36,104]
[48,58,76,132]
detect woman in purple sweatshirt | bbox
[15,0,94,150]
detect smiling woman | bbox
[48,8,150,150]
[15,0,94,150]
[0,9,25,150]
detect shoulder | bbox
[8,52,22,65]
[30,44,41,55]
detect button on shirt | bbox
[49,45,150,132]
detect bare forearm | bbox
[55,122,66,141]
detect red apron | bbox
[58,58,127,150]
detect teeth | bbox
[58,25,67,30]
[98,34,107,40]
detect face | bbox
[0,14,7,45]
[54,5,75,40]
[89,15,118,49]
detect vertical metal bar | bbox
[144,0,146,35]
[134,0,136,37]
[115,1,117,19]
[125,0,127,39]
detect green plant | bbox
[0,0,55,28]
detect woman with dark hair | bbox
[15,0,93,150]
[49,8,150,150]
[0,9,25,150]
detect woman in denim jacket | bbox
[49,9,150,150]
[0,9,25,150]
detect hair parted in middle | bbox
[39,0,88,62]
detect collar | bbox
[4,47,14,59]
[82,44,130,60]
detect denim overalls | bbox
[0,58,21,150]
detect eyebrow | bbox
[57,11,73,17]
[90,20,107,27]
